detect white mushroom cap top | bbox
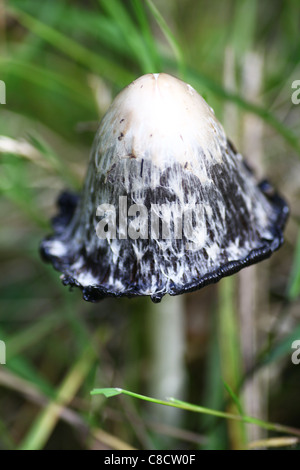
[41,73,288,303]
[97,73,225,179]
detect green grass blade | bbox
[98,0,156,73]
[5,317,62,359]
[231,0,257,58]
[131,0,161,71]
[19,344,96,450]
[91,387,300,438]
[0,58,95,111]
[218,277,246,448]
[91,388,122,398]
[223,380,245,417]
[145,0,186,78]
[287,227,300,300]
[259,322,300,366]
[8,6,134,86]
[186,68,300,156]
[201,313,227,449]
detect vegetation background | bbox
[0,0,299,450]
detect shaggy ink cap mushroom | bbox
[41,73,289,303]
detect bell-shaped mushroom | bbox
[41,73,288,303]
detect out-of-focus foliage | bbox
[0,0,299,450]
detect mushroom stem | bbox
[146,295,186,428]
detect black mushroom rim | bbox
[40,73,289,303]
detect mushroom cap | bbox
[41,73,289,303]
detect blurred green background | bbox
[0,0,300,450]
